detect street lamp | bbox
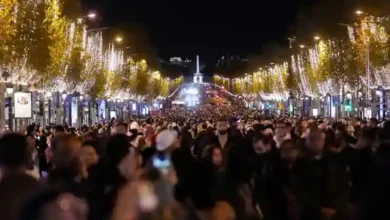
[314,36,320,41]
[299,44,305,48]
[46,92,52,124]
[6,87,13,95]
[61,92,67,101]
[356,10,364,16]
[6,85,13,131]
[115,36,123,43]
[87,13,97,19]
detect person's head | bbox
[113,122,127,135]
[26,135,36,150]
[335,123,346,136]
[156,129,179,152]
[280,140,299,162]
[54,125,66,137]
[0,172,40,220]
[275,120,287,138]
[285,122,292,132]
[211,147,222,166]
[230,118,238,128]
[216,118,228,135]
[80,141,99,168]
[19,189,88,220]
[346,125,355,136]
[107,134,139,179]
[26,125,36,136]
[356,127,376,149]
[369,117,379,128]
[51,135,84,177]
[0,133,29,171]
[380,120,390,141]
[143,125,154,137]
[252,134,273,154]
[201,145,223,167]
[306,128,325,155]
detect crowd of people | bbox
[0,104,390,220]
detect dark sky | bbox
[80,0,387,77]
[81,0,319,61]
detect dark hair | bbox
[0,172,40,220]
[106,134,133,166]
[115,121,127,129]
[0,133,28,169]
[370,117,378,124]
[54,125,65,133]
[26,125,35,135]
[360,127,376,141]
[200,145,220,162]
[280,139,297,151]
[82,140,99,152]
[51,135,82,168]
[253,133,273,146]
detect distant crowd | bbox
[0,104,389,220]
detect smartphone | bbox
[152,153,171,171]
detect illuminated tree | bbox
[0,0,17,66]
[132,59,149,96]
[44,0,71,85]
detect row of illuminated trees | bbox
[214,13,390,100]
[0,0,183,100]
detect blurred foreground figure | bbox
[0,133,41,220]
[19,189,88,220]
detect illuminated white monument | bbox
[193,55,203,83]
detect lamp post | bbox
[46,92,52,125]
[61,92,67,125]
[79,95,84,127]
[6,86,13,131]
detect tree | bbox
[133,60,150,96]
[45,0,71,85]
[0,0,17,66]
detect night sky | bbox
[80,0,385,75]
[81,0,318,59]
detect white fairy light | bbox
[348,26,356,42]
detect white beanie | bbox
[156,130,176,151]
[130,121,140,130]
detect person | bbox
[274,120,291,148]
[100,134,140,219]
[0,172,41,220]
[0,133,31,176]
[212,118,237,169]
[279,140,302,220]
[295,128,350,220]
[129,121,143,148]
[0,133,41,220]
[341,127,375,206]
[26,135,40,179]
[80,141,100,171]
[250,134,286,220]
[47,135,86,197]
[19,188,88,220]
[222,143,261,219]
[111,121,127,135]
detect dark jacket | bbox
[294,153,350,220]
[211,134,238,170]
[251,152,287,220]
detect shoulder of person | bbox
[211,201,236,219]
